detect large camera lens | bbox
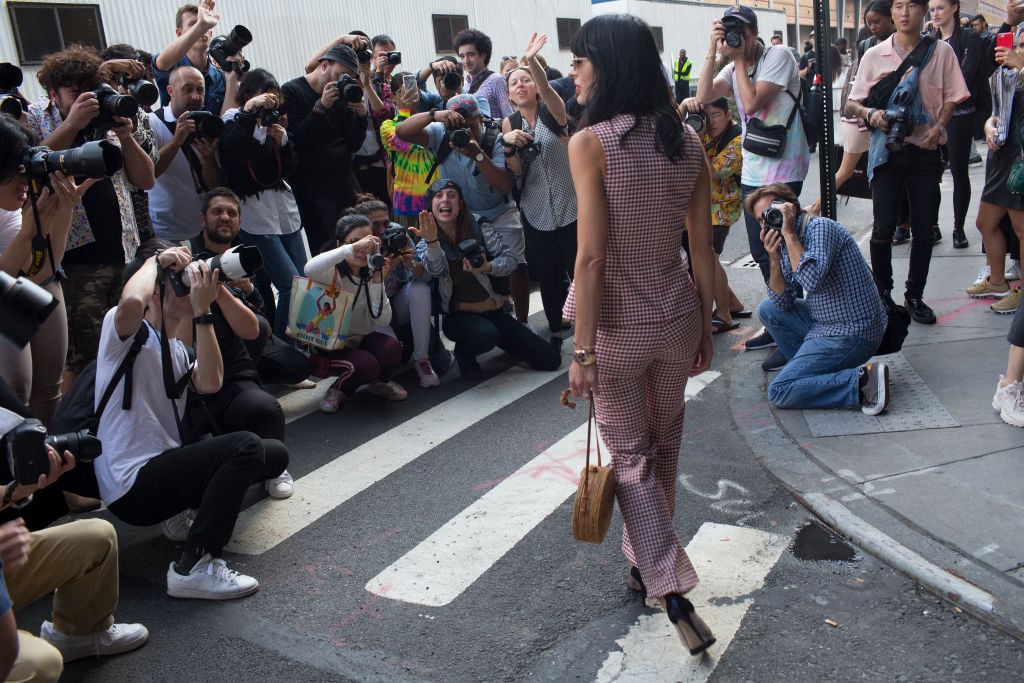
[122,76,159,107]
[94,83,139,118]
[23,140,124,180]
[386,51,402,65]
[45,429,102,464]
[0,94,22,118]
[357,49,373,64]
[209,25,252,71]
[684,112,705,133]
[367,253,386,270]
[185,111,225,138]
[208,244,263,282]
[441,71,462,91]
[761,202,785,229]
[450,128,471,147]
[0,271,58,348]
[337,75,364,103]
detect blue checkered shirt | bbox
[767,216,887,344]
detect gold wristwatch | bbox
[573,349,597,366]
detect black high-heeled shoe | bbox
[664,593,716,656]
[626,566,646,594]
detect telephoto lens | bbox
[22,141,124,181]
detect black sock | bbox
[174,544,206,576]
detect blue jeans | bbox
[241,230,308,340]
[441,310,561,372]
[758,298,876,409]
[741,181,803,282]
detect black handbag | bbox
[833,144,872,199]
[1007,118,1024,195]
[876,293,910,355]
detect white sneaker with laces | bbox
[992,376,1024,428]
[414,358,440,388]
[1006,260,1022,282]
[160,508,195,542]
[40,620,149,662]
[167,553,259,600]
[266,470,294,499]
[973,265,991,287]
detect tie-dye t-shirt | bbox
[380,116,436,216]
[721,45,810,186]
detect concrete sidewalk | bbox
[729,199,1024,640]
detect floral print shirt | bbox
[703,127,743,228]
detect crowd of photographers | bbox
[2,0,1024,678]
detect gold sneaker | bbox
[967,276,1010,298]
[991,287,1022,314]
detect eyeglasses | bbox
[501,55,517,61]
[570,57,590,68]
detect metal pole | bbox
[794,0,801,45]
[815,0,836,219]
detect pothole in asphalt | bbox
[792,519,857,562]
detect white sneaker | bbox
[266,470,294,499]
[860,362,890,416]
[40,620,149,662]
[1006,260,1022,282]
[166,554,259,600]
[973,265,991,286]
[414,358,440,388]
[160,509,195,542]
[992,376,1024,428]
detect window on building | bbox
[7,2,106,65]
[650,26,665,52]
[432,14,469,53]
[556,18,581,50]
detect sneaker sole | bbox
[862,364,890,416]
[999,408,1024,428]
[967,290,1010,299]
[745,341,778,351]
[992,307,1019,315]
[167,583,259,600]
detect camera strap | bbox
[155,106,211,194]
[156,275,195,445]
[347,270,386,320]
[23,177,57,279]
[467,70,493,95]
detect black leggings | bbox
[945,110,977,233]
[524,220,577,332]
[108,432,288,554]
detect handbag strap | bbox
[585,392,602,469]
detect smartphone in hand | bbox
[997,32,1014,52]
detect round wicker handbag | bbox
[571,396,616,543]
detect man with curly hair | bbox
[26,43,156,389]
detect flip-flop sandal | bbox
[711,316,741,334]
[731,309,753,319]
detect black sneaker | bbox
[904,296,936,325]
[892,226,910,245]
[457,359,485,380]
[860,362,890,416]
[933,226,942,243]
[761,348,787,372]
[744,328,777,350]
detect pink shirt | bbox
[848,35,969,148]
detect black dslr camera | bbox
[380,225,410,257]
[883,90,916,153]
[381,51,402,66]
[166,245,264,297]
[258,107,282,127]
[720,15,746,48]
[185,111,224,139]
[760,199,786,230]
[88,83,139,132]
[21,141,124,184]
[336,74,364,103]
[209,25,252,76]
[0,63,25,118]
[356,49,374,64]
[117,73,159,108]
[684,111,706,133]
[440,71,462,91]
[458,239,486,268]
[0,271,59,349]
[2,411,101,486]
[518,141,542,165]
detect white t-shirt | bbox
[93,308,192,504]
[0,209,20,253]
[148,108,205,242]
[722,45,810,186]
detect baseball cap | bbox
[723,5,758,26]
[426,178,464,205]
[446,93,481,118]
[318,44,359,73]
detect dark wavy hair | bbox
[0,115,35,184]
[37,43,102,93]
[570,14,684,161]
[453,29,493,65]
[330,213,373,276]
[235,68,280,109]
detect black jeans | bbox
[869,145,943,299]
[442,310,562,371]
[108,432,288,555]
[190,379,286,442]
[945,110,976,232]
[524,220,577,332]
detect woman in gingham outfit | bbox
[565,15,717,656]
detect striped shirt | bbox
[768,215,886,344]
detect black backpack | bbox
[50,325,150,436]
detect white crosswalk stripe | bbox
[365,371,721,606]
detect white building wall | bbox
[3,0,592,103]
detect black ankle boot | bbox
[953,229,969,249]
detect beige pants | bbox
[3,519,119,682]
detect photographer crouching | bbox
[95,242,287,600]
[845,0,969,324]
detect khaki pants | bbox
[3,519,119,682]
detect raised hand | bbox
[523,32,548,62]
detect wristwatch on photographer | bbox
[474,151,486,163]
[573,348,597,366]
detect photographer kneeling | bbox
[747,184,890,416]
[414,179,561,379]
[96,242,287,600]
